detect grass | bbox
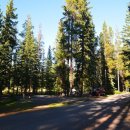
[48,102,66,108]
[0,96,88,115]
[0,94,113,114]
[0,98,34,113]
[0,97,73,114]
[0,92,129,114]
[114,90,123,94]
[114,90,130,95]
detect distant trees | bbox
[0,0,47,95]
[0,0,130,96]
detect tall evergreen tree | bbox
[54,21,70,96]
[0,7,4,96]
[2,0,18,49]
[46,46,54,94]
[114,30,124,91]
[122,3,130,91]
[19,16,37,93]
[37,26,46,93]
[0,7,2,34]
[99,22,115,94]
[99,32,112,94]
[1,0,18,93]
[56,0,96,95]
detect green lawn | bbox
[0,97,69,114]
[0,98,34,113]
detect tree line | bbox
[0,0,130,97]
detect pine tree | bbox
[46,46,54,94]
[114,30,124,91]
[2,0,18,49]
[99,22,115,94]
[60,0,96,95]
[40,50,46,93]
[62,2,76,94]
[19,16,37,93]
[99,32,112,94]
[95,36,102,88]
[1,0,18,93]
[37,26,46,93]
[122,3,130,91]
[0,7,2,34]
[0,7,4,96]
[54,21,70,96]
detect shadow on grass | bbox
[0,96,86,114]
[0,98,34,113]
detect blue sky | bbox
[0,0,129,53]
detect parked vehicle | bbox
[90,87,106,96]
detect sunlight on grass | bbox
[0,99,34,113]
[34,102,68,109]
[0,98,70,114]
[114,90,123,94]
[48,102,65,107]
[6,102,17,107]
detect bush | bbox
[114,90,123,94]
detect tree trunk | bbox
[80,36,84,96]
[117,70,120,91]
[16,86,19,95]
[0,80,3,97]
[0,86,3,97]
[13,85,15,94]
